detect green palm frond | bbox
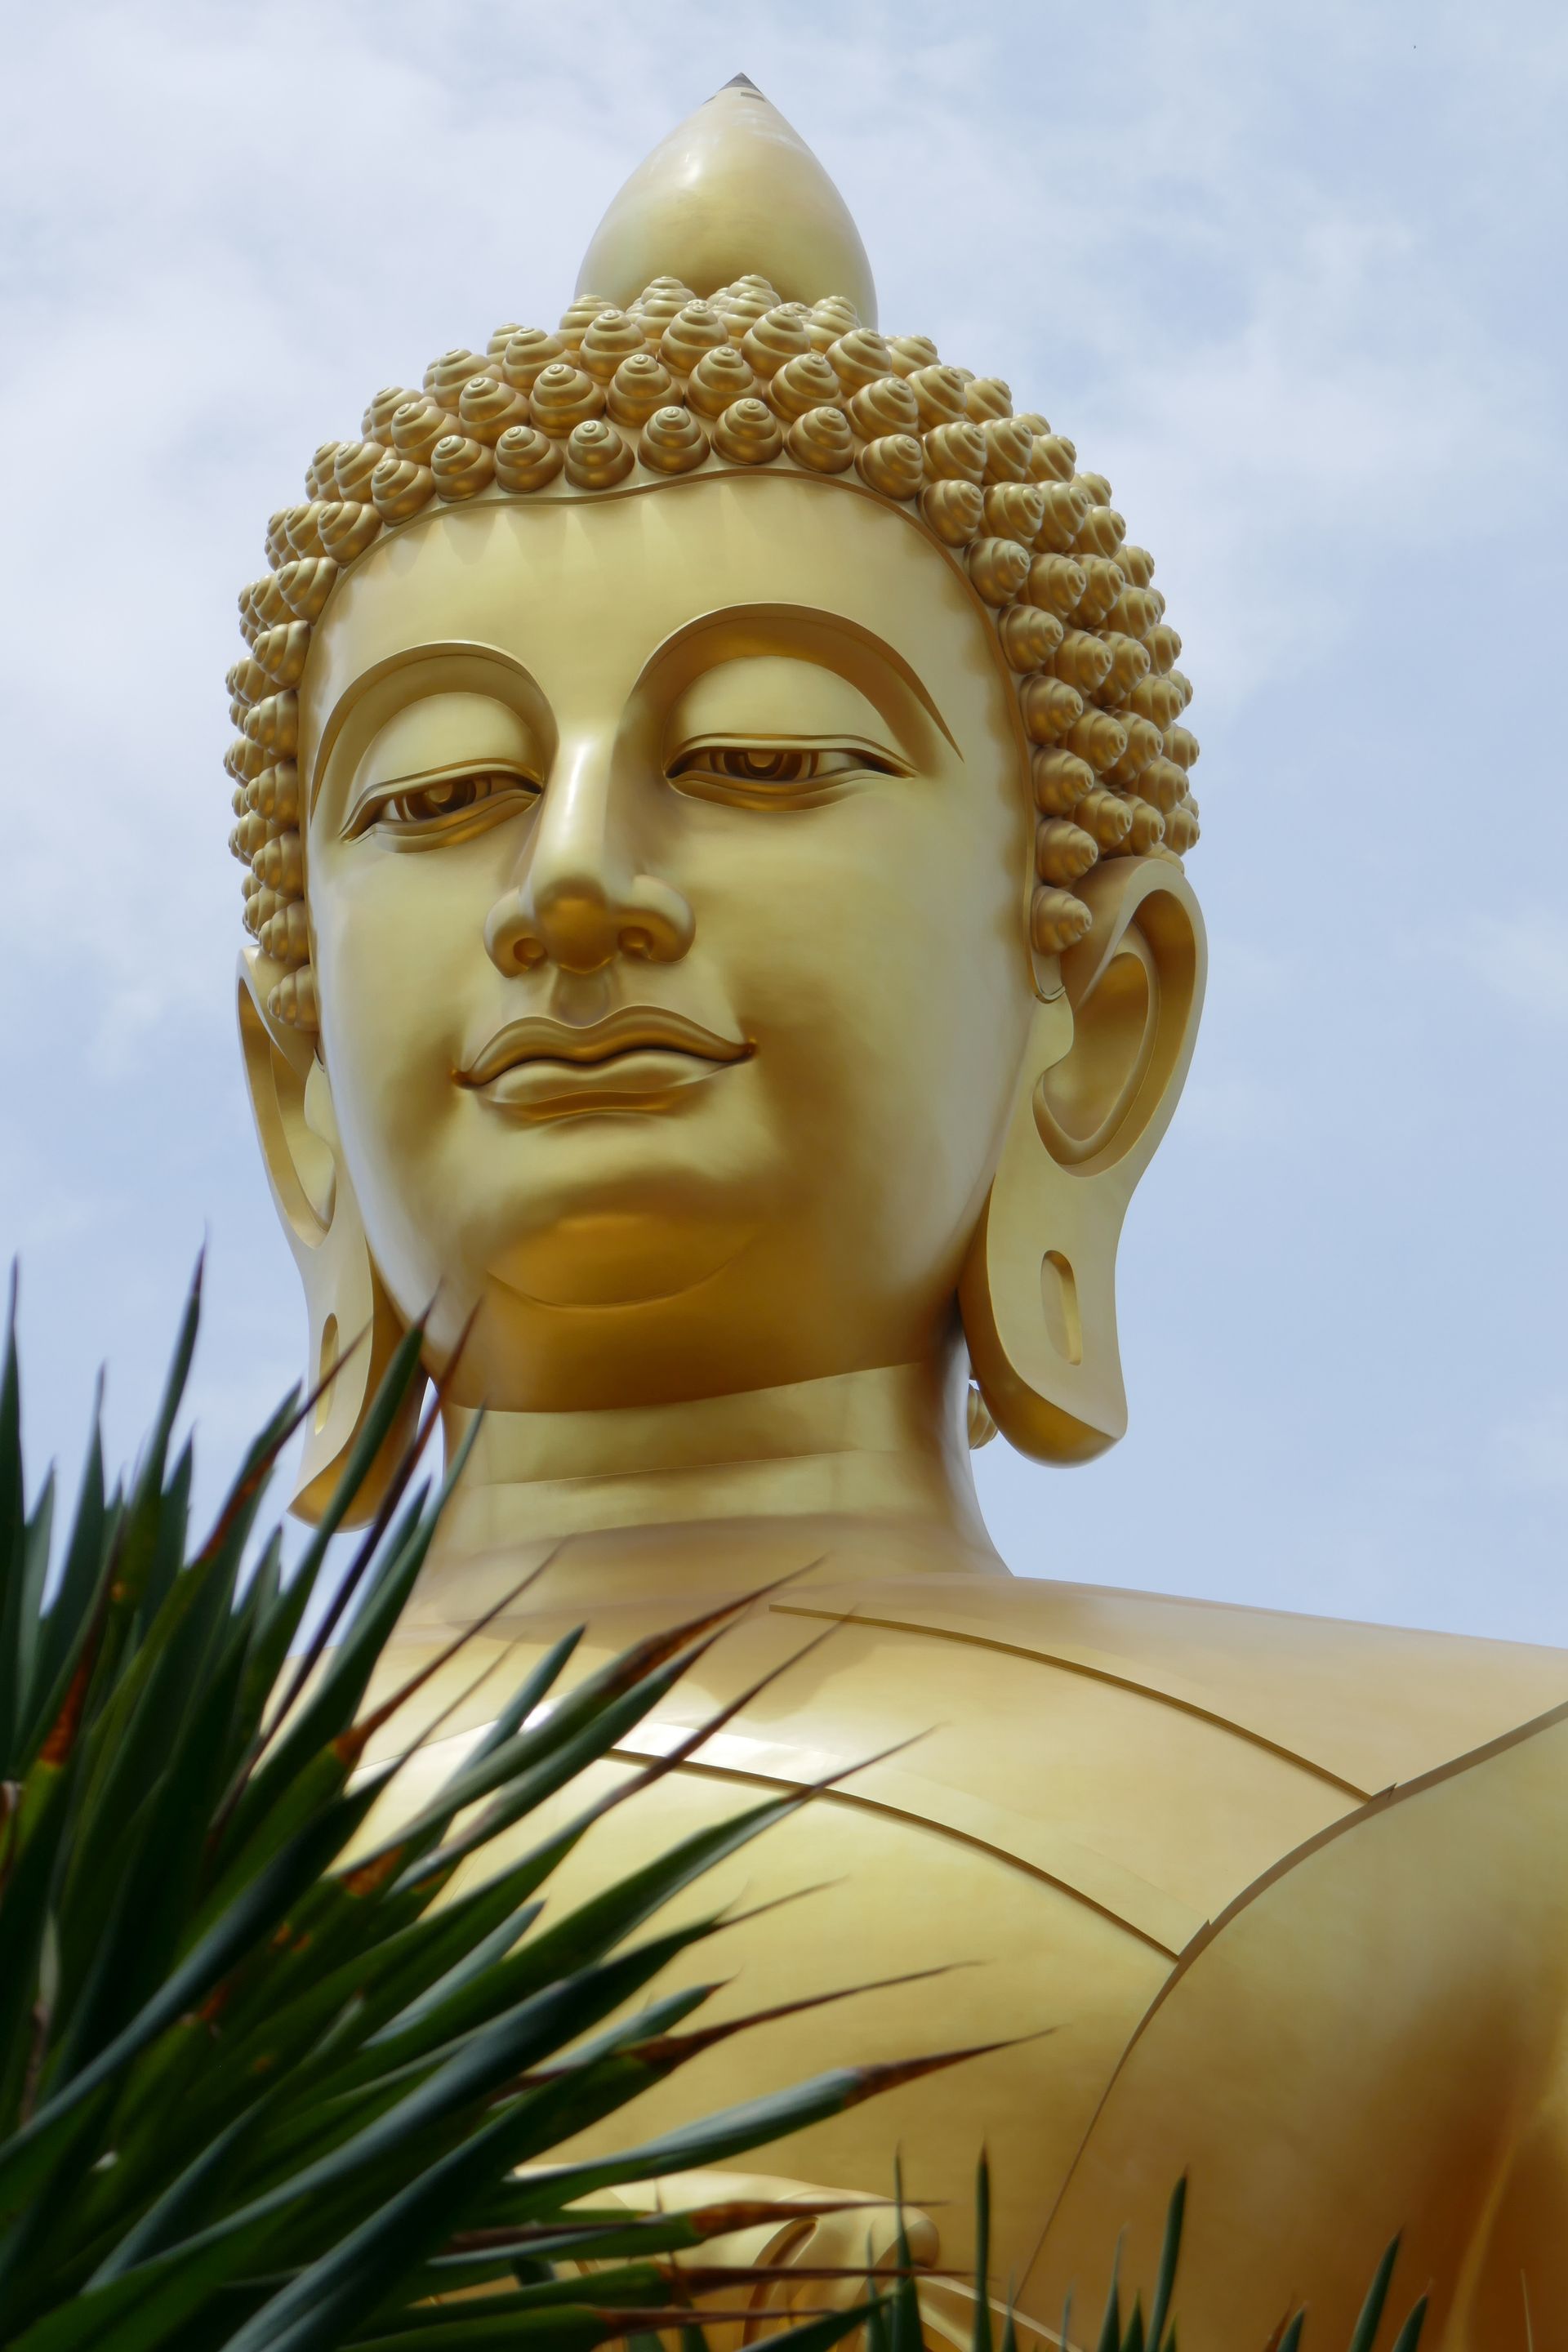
[0,1267,959,2351]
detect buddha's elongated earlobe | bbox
[236,953,422,1523]
[960,857,1206,1461]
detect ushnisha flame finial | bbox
[577,77,878,326]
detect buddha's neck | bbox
[416,1348,1005,1624]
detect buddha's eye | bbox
[353,768,538,840]
[666,742,899,804]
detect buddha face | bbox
[294,476,1036,1411]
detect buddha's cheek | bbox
[309,867,493,1316]
[689,783,1027,1317]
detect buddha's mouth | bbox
[457,1006,751,1116]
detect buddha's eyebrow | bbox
[308,640,535,813]
[639,603,960,755]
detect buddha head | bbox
[228,79,1205,1521]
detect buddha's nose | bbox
[483,738,693,977]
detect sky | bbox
[2,0,1566,1646]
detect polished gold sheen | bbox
[231,75,1568,2350]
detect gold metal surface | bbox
[233,77,1568,2345]
[578,74,879,325]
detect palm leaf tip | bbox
[1345,2234,1401,2352]
[1388,2292,1429,2352]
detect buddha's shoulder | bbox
[773,1571,1568,1799]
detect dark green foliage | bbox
[969,2150,991,2352]
[0,1268,952,2350]
[1075,2182,1426,2352]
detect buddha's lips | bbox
[458,1007,751,1088]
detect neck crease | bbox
[434,1355,996,1561]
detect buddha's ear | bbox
[960,857,1206,1462]
[236,951,421,1523]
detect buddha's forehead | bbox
[300,475,1011,763]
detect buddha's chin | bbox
[486,1211,754,1309]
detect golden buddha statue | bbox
[225,78,1568,2349]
